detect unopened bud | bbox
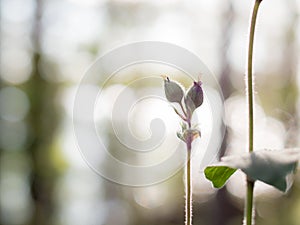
[184,80,203,116]
[163,76,184,103]
[181,128,201,143]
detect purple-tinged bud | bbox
[184,80,203,116]
[178,128,201,143]
[163,76,184,103]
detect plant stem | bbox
[180,102,188,117]
[185,120,192,225]
[246,180,255,225]
[248,0,261,154]
[246,0,262,224]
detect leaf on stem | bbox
[163,76,185,103]
[204,166,237,188]
[204,148,300,192]
[176,131,186,142]
[177,128,201,143]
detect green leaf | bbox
[204,148,300,192]
[204,166,237,188]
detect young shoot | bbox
[163,76,204,225]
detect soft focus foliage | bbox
[205,149,300,192]
[0,0,300,225]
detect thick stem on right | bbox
[246,0,262,225]
[247,0,261,154]
[246,180,255,225]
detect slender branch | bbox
[180,102,188,117]
[173,107,188,121]
[246,0,262,224]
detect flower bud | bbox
[177,128,201,143]
[183,128,201,142]
[163,76,184,103]
[184,80,203,116]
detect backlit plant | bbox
[163,76,203,225]
[163,0,299,225]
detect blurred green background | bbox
[0,0,300,225]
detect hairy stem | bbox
[248,0,261,154]
[246,0,262,224]
[246,180,255,225]
[185,126,192,225]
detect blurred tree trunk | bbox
[277,1,299,224]
[281,0,299,148]
[212,2,242,225]
[218,1,234,101]
[25,0,59,224]
[0,0,3,223]
[257,2,299,225]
